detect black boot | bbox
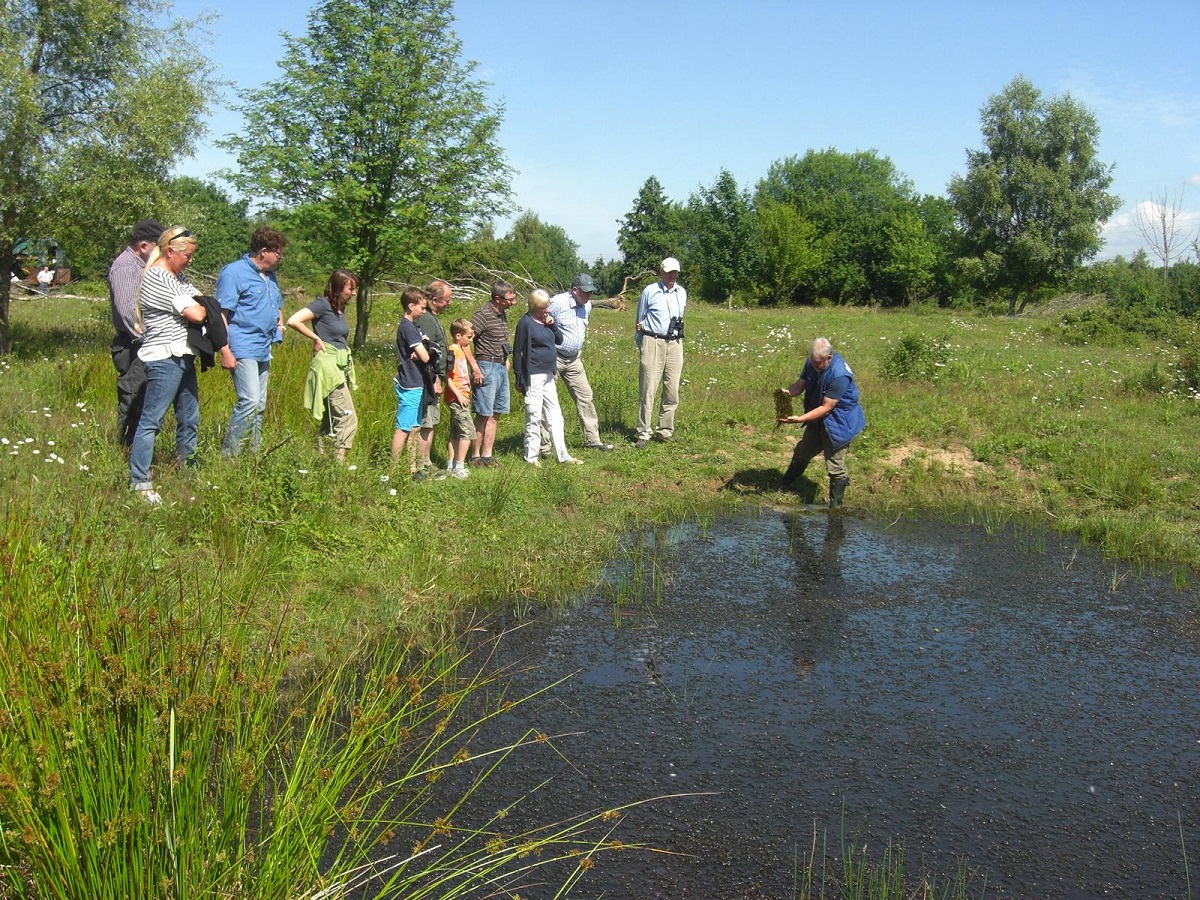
[828,476,848,509]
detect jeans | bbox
[128,355,199,488]
[223,357,270,456]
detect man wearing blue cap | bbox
[542,273,614,452]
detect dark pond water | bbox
[460,511,1200,899]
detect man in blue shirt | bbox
[542,273,614,454]
[777,337,866,508]
[216,227,289,456]
[634,257,687,448]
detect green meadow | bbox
[2,287,1198,897]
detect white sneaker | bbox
[560,457,583,466]
[137,488,163,506]
[450,467,469,479]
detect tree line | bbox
[2,0,1195,356]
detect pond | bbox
[464,511,1199,898]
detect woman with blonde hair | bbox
[512,289,581,467]
[128,227,207,505]
[286,269,358,461]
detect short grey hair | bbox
[809,337,833,361]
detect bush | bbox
[880,331,954,380]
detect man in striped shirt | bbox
[107,219,163,446]
[543,273,614,453]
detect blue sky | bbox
[172,0,1200,265]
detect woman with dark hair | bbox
[286,269,359,461]
[128,227,207,505]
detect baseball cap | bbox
[661,257,681,273]
[571,273,598,293]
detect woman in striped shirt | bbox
[128,227,207,505]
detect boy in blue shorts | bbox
[392,287,432,470]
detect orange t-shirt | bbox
[444,344,472,405]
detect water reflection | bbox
[472,513,1199,899]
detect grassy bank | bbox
[2,288,1198,896]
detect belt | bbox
[642,331,680,341]
[477,355,505,363]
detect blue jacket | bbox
[803,352,865,450]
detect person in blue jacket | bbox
[777,337,866,508]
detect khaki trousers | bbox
[540,354,601,451]
[637,336,683,440]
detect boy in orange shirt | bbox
[444,319,477,478]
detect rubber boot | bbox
[828,476,848,509]
[780,444,809,489]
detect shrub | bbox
[880,332,954,380]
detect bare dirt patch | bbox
[880,441,988,478]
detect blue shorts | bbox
[471,360,510,416]
[394,383,424,432]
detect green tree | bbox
[756,148,932,305]
[753,199,824,305]
[617,176,683,280]
[0,0,214,352]
[685,169,755,303]
[166,177,251,277]
[221,0,511,349]
[948,75,1119,315]
[499,212,585,290]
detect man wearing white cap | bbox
[633,257,687,448]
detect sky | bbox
[169,0,1200,266]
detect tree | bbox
[756,149,933,305]
[499,212,585,290]
[0,0,214,352]
[753,200,824,304]
[617,176,683,280]
[685,169,755,303]
[1136,188,1197,282]
[948,76,1119,315]
[166,178,251,277]
[222,0,511,349]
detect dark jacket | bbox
[186,295,230,372]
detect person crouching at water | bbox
[286,269,358,462]
[777,337,866,508]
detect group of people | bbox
[109,220,293,504]
[107,225,864,507]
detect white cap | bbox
[661,257,681,273]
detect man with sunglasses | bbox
[216,226,289,456]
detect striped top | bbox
[137,267,201,362]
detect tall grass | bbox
[0,496,653,898]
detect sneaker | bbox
[634,438,650,449]
[653,433,676,443]
[480,457,499,468]
[430,469,447,481]
[412,470,428,482]
[137,488,163,506]
[584,442,615,452]
[539,448,552,458]
[526,458,542,468]
[560,457,584,466]
[450,467,469,479]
